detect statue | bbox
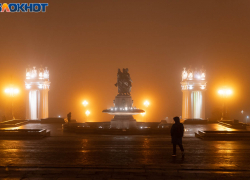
[115,68,132,95]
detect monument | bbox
[102,68,145,129]
[25,66,50,120]
[181,67,206,120]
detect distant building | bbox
[181,67,206,120]
[25,66,50,120]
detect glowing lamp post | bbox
[82,100,89,121]
[218,88,232,120]
[85,110,90,121]
[144,100,150,107]
[5,87,19,120]
[5,88,19,96]
[85,110,90,116]
[82,100,88,107]
[218,89,232,96]
[141,100,150,121]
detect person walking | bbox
[171,116,184,157]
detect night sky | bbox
[0,0,250,122]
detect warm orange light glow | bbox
[144,100,150,107]
[218,89,233,96]
[4,88,19,96]
[141,112,146,116]
[85,110,90,116]
[82,100,88,107]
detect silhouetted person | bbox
[67,112,71,122]
[171,116,184,157]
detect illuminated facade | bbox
[181,67,206,120]
[25,67,50,120]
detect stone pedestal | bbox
[110,95,136,129]
[113,95,133,109]
[111,115,137,129]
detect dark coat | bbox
[171,121,184,145]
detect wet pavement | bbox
[0,124,250,179]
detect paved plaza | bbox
[1,124,250,179]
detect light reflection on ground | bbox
[183,124,239,137]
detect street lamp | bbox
[142,100,150,122]
[82,100,89,121]
[144,100,150,107]
[85,110,90,116]
[247,116,249,124]
[5,87,19,120]
[5,88,19,96]
[85,110,90,121]
[82,100,88,107]
[218,88,233,120]
[218,89,232,96]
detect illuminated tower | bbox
[25,67,50,120]
[181,67,206,120]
